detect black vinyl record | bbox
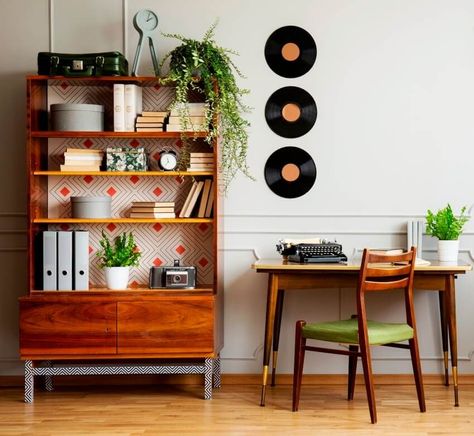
[264,146,317,198]
[264,26,317,78]
[265,86,317,138]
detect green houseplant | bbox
[96,231,141,289]
[160,21,253,191]
[425,204,469,262]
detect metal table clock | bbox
[131,9,160,76]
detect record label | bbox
[265,26,317,78]
[264,146,317,198]
[265,87,317,138]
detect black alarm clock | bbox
[158,150,178,171]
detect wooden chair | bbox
[292,247,425,424]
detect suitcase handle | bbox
[61,65,95,77]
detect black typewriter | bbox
[276,239,348,263]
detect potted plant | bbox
[96,231,141,289]
[425,204,470,262]
[160,20,253,191]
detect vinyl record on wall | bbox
[264,146,317,198]
[264,25,317,78]
[265,86,317,138]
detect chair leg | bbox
[348,345,358,400]
[409,337,426,412]
[359,341,377,424]
[292,320,306,412]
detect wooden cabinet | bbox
[117,299,214,355]
[20,76,223,400]
[19,300,117,355]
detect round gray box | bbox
[71,196,111,218]
[51,103,104,131]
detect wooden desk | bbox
[252,259,472,407]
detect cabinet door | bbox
[20,301,117,356]
[117,299,214,355]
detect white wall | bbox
[1,0,473,376]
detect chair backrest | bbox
[356,247,417,342]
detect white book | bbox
[124,84,143,132]
[170,102,208,116]
[64,154,102,161]
[204,181,215,218]
[179,182,198,218]
[184,181,204,218]
[198,179,212,218]
[113,84,125,132]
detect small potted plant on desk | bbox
[96,231,141,289]
[425,204,470,262]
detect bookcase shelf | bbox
[33,218,214,224]
[21,75,223,399]
[31,131,208,138]
[33,170,214,177]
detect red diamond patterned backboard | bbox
[46,83,215,287]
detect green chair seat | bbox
[302,318,413,346]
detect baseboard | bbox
[2,373,474,387]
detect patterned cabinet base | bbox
[24,357,221,403]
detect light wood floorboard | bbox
[1,383,474,435]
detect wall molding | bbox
[48,0,54,51]
[122,0,128,56]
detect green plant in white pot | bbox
[96,231,141,289]
[425,204,470,262]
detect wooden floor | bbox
[1,383,474,435]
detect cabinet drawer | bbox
[20,301,117,355]
[117,299,214,355]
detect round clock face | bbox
[134,9,158,33]
[159,151,178,171]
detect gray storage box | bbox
[51,103,104,131]
[71,196,111,218]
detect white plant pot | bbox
[437,240,460,262]
[104,266,130,290]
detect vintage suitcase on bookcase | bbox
[37,51,128,77]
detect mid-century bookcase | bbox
[19,75,223,402]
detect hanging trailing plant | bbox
[160,20,254,191]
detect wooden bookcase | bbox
[19,75,224,402]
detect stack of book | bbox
[187,152,214,172]
[166,102,208,132]
[113,84,143,132]
[135,111,169,132]
[129,201,176,219]
[60,148,104,172]
[179,179,214,218]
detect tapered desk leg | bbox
[446,274,459,406]
[271,289,285,387]
[438,291,449,386]
[260,273,279,406]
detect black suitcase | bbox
[37,51,128,77]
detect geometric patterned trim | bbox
[212,356,221,389]
[24,358,217,403]
[24,360,34,403]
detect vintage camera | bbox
[149,260,196,289]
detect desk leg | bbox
[438,291,449,386]
[260,273,279,406]
[446,275,459,406]
[271,289,285,387]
